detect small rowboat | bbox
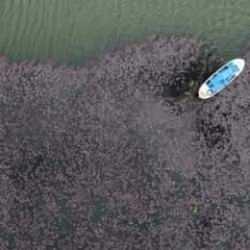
[198,58,245,99]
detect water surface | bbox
[0,0,250,64]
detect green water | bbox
[0,0,250,65]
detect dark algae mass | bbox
[0,36,250,249]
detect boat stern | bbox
[198,83,213,99]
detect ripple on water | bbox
[0,0,250,64]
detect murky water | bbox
[0,0,250,64]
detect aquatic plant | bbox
[95,35,222,99]
[0,36,250,249]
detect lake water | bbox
[0,0,250,65]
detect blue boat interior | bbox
[207,63,239,93]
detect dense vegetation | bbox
[0,36,249,249]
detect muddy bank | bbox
[0,36,250,249]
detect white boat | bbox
[198,58,245,99]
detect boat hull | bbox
[198,58,245,99]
